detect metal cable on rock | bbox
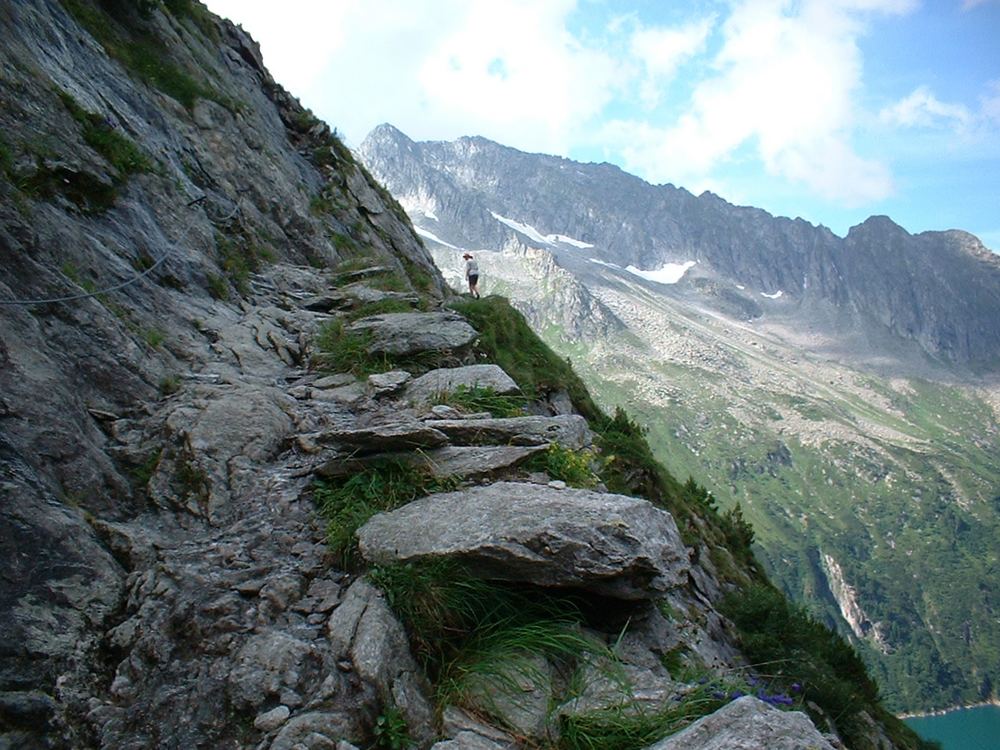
[0,196,241,306]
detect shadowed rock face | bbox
[357,481,690,599]
[359,124,1000,368]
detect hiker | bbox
[463,253,480,298]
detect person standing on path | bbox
[463,253,480,298]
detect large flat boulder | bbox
[404,365,519,406]
[422,414,592,449]
[314,418,449,454]
[357,482,689,599]
[643,695,836,750]
[348,312,477,357]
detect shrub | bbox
[371,704,411,750]
[525,443,600,488]
[719,583,886,744]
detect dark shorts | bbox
[468,274,479,284]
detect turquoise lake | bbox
[904,705,1000,750]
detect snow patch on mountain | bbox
[414,226,464,251]
[625,261,697,285]
[490,211,593,248]
[400,193,438,221]
[590,258,621,270]
[761,290,784,299]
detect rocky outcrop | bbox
[348,311,478,358]
[357,482,691,599]
[645,695,837,750]
[404,364,520,406]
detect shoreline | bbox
[898,698,1000,720]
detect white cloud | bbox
[599,0,912,203]
[203,0,357,97]
[413,1,621,155]
[630,17,715,107]
[980,80,1000,125]
[879,86,973,129]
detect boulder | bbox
[315,418,449,454]
[357,482,690,599]
[404,365,519,406]
[642,695,836,750]
[326,581,435,746]
[348,312,477,357]
[416,445,547,479]
[422,414,592,449]
[367,370,412,397]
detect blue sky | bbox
[203,0,1000,249]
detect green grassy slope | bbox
[544,331,1000,713]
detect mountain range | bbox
[359,123,1000,712]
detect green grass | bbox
[314,319,387,376]
[59,91,153,176]
[61,0,230,110]
[368,559,610,723]
[447,297,603,419]
[436,385,526,418]
[344,297,417,321]
[313,459,457,569]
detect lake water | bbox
[904,705,1000,750]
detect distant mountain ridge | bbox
[360,123,1000,370]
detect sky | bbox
[202,0,1000,249]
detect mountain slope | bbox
[359,123,1000,712]
[0,2,937,749]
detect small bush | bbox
[206,273,228,300]
[372,704,411,750]
[158,374,180,395]
[719,583,886,745]
[143,328,165,348]
[525,443,600,488]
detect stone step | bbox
[421,414,592,449]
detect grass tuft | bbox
[313,460,457,569]
[436,385,526,418]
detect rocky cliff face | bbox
[0,2,929,749]
[360,124,1000,369]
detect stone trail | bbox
[66,263,774,750]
